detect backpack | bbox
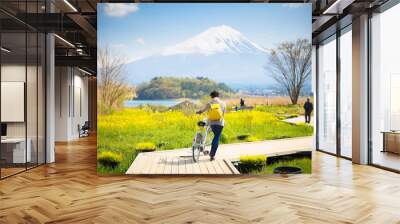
[208,103,223,121]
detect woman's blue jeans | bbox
[210,125,223,158]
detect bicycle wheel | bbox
[192,146,201,162]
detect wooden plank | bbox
[217,159,232,174]
[127,153,146,174]
[163,157,173,175]
[192,160,201,174]
[198,160,208,174]
[204,160,217,174]
[154,156,166,174]
[185,159,193,174]
[143,155,153,174]
[178,158,185,175]
[148,156,160,174]
[127,153,144,174]
[212,160,225,174]
[171,157,179,174]
[224,159,240,174]
[142,154,156,174]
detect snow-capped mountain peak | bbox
[161,25,266,56]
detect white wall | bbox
[55,67,70,141]
[55,67,89,141]
[1,63,46,164]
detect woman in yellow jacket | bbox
[196,91,226,161]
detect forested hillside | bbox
[136,77,235,99]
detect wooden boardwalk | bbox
[126,137,313,175]
[126,153,240,175]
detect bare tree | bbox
[98,46,131,114]
[265,39,311,105]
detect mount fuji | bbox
[126,25,273,86]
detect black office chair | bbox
[78,121,90,138]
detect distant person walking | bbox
[303,98,313,124]
[196,91,226,161]
[240,98,245,108]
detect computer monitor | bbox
[1,123,7,137]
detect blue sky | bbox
[98,3,311,62]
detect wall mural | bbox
[97,3,313,175]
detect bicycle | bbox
[192,119,212,162]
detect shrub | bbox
[220,133,229,144]
[135,142,157,152]
[246,136,259,142]
[98,151,122,168]
[239,155,267,173]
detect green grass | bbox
[97,107,314,174]
[254,104,304,115]
[97,150,138,174]
[250,158,312,175]
[239,155,267,173]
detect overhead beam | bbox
[55,55,96,74]
[11,13,82,32]
[67,13,97,45]
[323,0,356,14]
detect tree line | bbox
[136,77,235,100]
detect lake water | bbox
[125,99,196,108]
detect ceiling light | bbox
[78,67,92,76]
[54,34,75,48]
[63,0,78,12]
[1,47,11,53]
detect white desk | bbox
[1,138,31,163]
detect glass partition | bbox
[317,35,337,154]
[339,27,352,158]
[1,30,28,177]
[0,1,46,179]
[370,3,400,171]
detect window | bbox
[317,35,337,154]
[339,27,352,158]
[370,3,400,171]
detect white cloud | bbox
[282,3,308,8]
[136,38,145,46]
[126,55,146,64]
[104,3,139,17]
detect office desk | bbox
[382,131,400,154]
[1,138,31,163]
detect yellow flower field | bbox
[97,108,313,174]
